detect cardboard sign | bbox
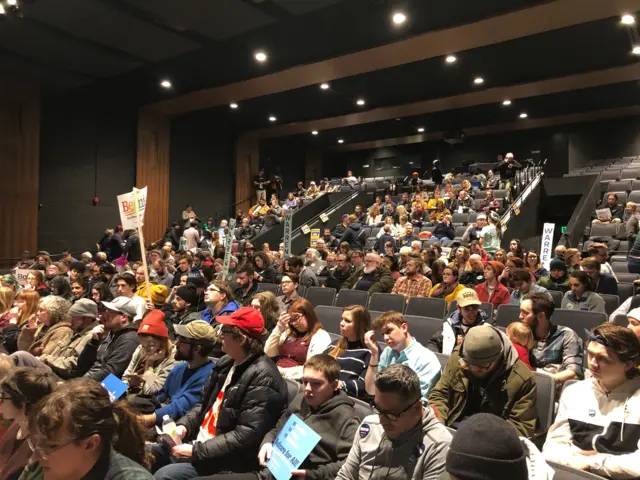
[319,213,329,223]
[221,218,237,280]
[267,414,321,480]
[283,209,294,257]
[595,208,612,220]
[310,229,320,247]
[101,374,128,403]
[117,187,147,230]
[14,269,30,286]
[540,223,555,271]
[301,225,311,235]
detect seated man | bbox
[537,258,570,293]
[461,214,486,243]
[543,324,640,479]
[428,288,490,355]
[391,257,432,299]
[220,355,362,480]
[364,311,441,401]
[519,293,583,386]
[458,254,485,287]
[138,320,216,428]
[587,242,618,281]
[233,264,262,306]
[592,192,624,224]
[152,307,288,479]
[324,254,353,292]
[509,268,550,305]
[77,297,140,381]
[397,224,419,249]
[580,256,618,296]
[428,325,537,437]
[342,253,394,294]
[201,280,240,326]
[336,364,452,480]
[287,255,320,288]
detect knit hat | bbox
[462,325,504,366]
[176,285,198,305]
[149,284,168,305]
[628,307,640,321]
[137,310,168,338]
[446,413,528,480]
[485,261,504,276]
[549,257,567,273]
[217,306,265,340]
[69,298,98,319]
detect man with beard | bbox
[168,284,203,329]
[342,253,393,293]
[519,293,583,387]
[324,254,353,292]
[458,254,485,287]
[537,258,570,293]
[138,320,217,427]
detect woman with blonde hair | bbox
[564,248,581,272]
[250,291,280,332]
[17,295,72,357]
[1,290,40,354]
[366,204,382,226]
[326,305,373,398]
[265,298,331,380]
[0,287,15,332]
[451,246,470,272]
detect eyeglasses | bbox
[289,313,303,323]
[175,335,197,346]
[28,437,78,460]
[372,397,420,421]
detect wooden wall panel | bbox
[137,110,170,245]
[0,85,40,268]
[235,136,259,215]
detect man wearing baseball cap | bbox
[77,296,141,382]
[428,324,537,437]
[428,288,490,355]
[152,307,288,479]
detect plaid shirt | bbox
[532,324,584,378]
[392,274,432,298]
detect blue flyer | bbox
[101,374,129,403]
[266,414,321,480]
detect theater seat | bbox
[335,290,368,308]
[314,305,343,334]
[304,286,336,307]
[551,310,607,345]
[599,294,620,316]
[534,370,555,435]
[495,304,520,328]
[405,297,447,318]
[368,293,405,312]
[403,315,444,346]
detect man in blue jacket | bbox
[139,320,216,427]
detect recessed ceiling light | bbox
[269,116,277,122]
[356,99,366,106]
[311,131,319,135]
[445,55,457,64]
[392,12,407,25]
[417,127,425,133]
[160,79,172,89]
[7,0,16,5]
[230,103,238,109]
[0,4,5,14]
[519,112,528,119]
[338,139,344,144]
[621,14,635,25]
[633,46,640,55]
[502,100,512,106]
[473,77,484,85]
[320,83,330,90]
[254,51,267,62]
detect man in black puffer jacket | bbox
[152,307,288,479]
[339,215,365,250]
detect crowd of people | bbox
[1,157,639,480]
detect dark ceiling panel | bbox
[0,19,142,77]
[0,50,90,90]
[272,0,342,15]
[26,0,201,62]
[123,0,276,40]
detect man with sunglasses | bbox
[428,324,537,438]
[336,364,452,480]
[543,324,640,478]
[428,288,490,355]
[138,320,216,428]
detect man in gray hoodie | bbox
[336,364,452,480]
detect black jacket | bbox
[258,391,361,480]
[177,353,288,476]
[595,273,618,296]
[432,222,455,240]
[77,323,140,381]
[339,223,365,250]
[375,233,396,254]
[124,234,142,262]
[459,270,485,287]
[256,266,277,284]
[324,267,353,291]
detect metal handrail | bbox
[500,166,545,229]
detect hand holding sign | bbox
[266,414,320,480]
[259,442,273,466]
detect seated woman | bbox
[326,305,374,398]
[70,279,90,303]
[480,189,500,212]
[283,192,298,210]
[561,271,606,314]
[123,311,178,409]
[26,270,50,297]
[0,287,15,333]
[365,205,382,226]
[1,290,40,354]
[410,206,428,228]
[426,189,443,211]
[91,281,114,304]
[23,378,153,480]
[250,291,280,333]
[265,298,331,380]
[0,367,57,480]
[431,214,455,243]
[429,201,451,224]
[377,216,397,238]
[564,248,582,272]
[17,295,73,357]
[306,181,320,198]
[429,265,465,308]
[525,250,548,280]
[252,252,277,284]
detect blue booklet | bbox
[266,414,321,480]
[101,374,129,403]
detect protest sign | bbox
[283,209,294,257]
[267,414,321,480]
[222,218,237,280]
[540,223,556,270]
[310,229,320,247]
[101,374,128,403]
[14,269,30,286]
[117,187,147,230]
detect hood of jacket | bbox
[348,222,362,232]
[448,309,489,331]
[293,389,354,416]
[459,325,519,373]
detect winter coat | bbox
[258,391,361,480]
[427,309,490,355]
[428,326,537,437]
[77,323,140,381]
[474,281,511,310]
[39,321,99,376]
[122,344,179,396]
[17,321,74,357]
[432,222,455,240]
[342,265,394,294]
[339,223,365,250]
[176,353,288,476]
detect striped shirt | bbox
[325,340,372,398]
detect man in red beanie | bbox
[152,307,288,479]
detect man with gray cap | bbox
[11,298,100,378]
[77,296,141,381]
[428,324,537,437]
